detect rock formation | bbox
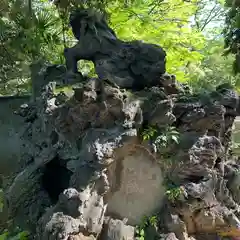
[2,68,240,240]
[2,7,240,240]
[64,8,168,91]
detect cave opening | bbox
[41,156,72,204]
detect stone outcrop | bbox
[2,8,240,240]
[64,8,168,90]
[2,68,240,239]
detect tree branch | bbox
[200,4,222,31]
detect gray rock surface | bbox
[101,218,135,240]
[64,8,169,91]
[3,73,240,240]
[2,9,240,240]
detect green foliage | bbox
[0,229,29,240]
[0,189,29,240]
[193,0,225,33]
[0,0,66,94]
[78,60,97,77]
[135,215,158,240]
[108,0,205,82]
[187,38,240,92]
[163,177,184,203]
[141,125,180,168]
[54,0,207,82]
[0,0,234,95]
[141,126,157,141]
[135,227,145,240]
[141,125,180,157]
[0,0,209,95]
[154,126,180,148]
[223,0,240,74]
[165,186,183,203]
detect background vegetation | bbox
[0,0,239,94]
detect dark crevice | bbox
[138,119,150,138]
[174,117,183,128]
[184,175,205,184]
[50,131,59,145]
[41,156,72,204]
[214,157,221,169]
[224,113,237,118]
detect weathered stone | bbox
[68,233,96,240]
[148,99,176,128]
[30,60,67,100]
[38,187,106,239]
[166,214,191,240]
[64,8,167,90]
[5,77,240,239]
[171,134,224,183]
[215,84,239,109]
[3,23,240,240]
[106,147,165,225]
[102,218,135,240]
[159,233,179,240]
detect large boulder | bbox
[3,73,240,240]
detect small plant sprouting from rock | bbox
[141,125,180,153]
[135,215,158,240]
[0,229,30,240]
[141,126,157,141]
[135,227,145,240]
[165,186,184,203]
[0,228,30,240]
[154,126,180,148]
[163,177,184,203]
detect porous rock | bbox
[3,71,240,240]
[101,218,135,240]
[64,8,170,91]
[2,11,240,240]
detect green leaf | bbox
[161,136,167,142]
[0,230,9,240]
[171,135,179,144]
[143,135,148,141]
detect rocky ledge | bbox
[2,66,240,240]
